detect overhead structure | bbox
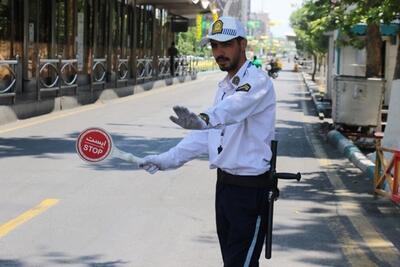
[136,0,211,17]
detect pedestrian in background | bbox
[168,42,179,76]
[141,17,276,267]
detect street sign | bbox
[76,127,112,162]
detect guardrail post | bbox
[115,54,120,88]
[90,55,93,92]
[15,55,22,98]
[58,55,62,96]
[36,53,40,101]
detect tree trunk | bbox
[318,55,323,72]
[366,23,383,78]
[312,53,317,82]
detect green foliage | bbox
[176,26,210,57]
[328,0,400,48]
[290,0,331,55]
[291,0,400,51]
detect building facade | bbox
[0,0,208,106]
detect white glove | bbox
[139,155,170,174]
[169,106,208,130]
[140,163,159,175]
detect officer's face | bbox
[211,38,246,72]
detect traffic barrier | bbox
[374,133,400,203]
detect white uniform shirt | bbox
[157,60,276,175]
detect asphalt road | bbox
[0,64,399,267]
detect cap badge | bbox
[212,20,223,35]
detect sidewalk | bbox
[299,70,400,266]
[301,72,383,190]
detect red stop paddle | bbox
[76,127,144,165]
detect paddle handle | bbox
[112,147,145,165]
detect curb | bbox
[327,130,375,180]
[301,72,332,120]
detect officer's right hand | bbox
[140,163,159,174]
[139,155,165,174]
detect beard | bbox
[216,52,241,72]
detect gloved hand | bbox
[169,106,208,130]
[140,162,159,175]
[139,155,169,174]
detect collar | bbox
[218,60,251,89]
[228,60,251,87]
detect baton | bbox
[265,140,301,259]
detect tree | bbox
[330,0,400,78]
[176,26,210,57]
[290,0,331,81]
[292,0,400,80]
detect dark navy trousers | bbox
[215,181,269,267]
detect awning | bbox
[136,0,211,17]
[352,23,400,36]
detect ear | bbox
[240,39,247,51]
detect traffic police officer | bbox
[140,16,276,267]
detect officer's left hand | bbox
[169,106,207,130]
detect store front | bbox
[0,0,207,104]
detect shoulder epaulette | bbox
[236,83,251,92]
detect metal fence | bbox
[0,56,21,103]
[0,55,216,103]
[90,56,107,92]
[157,57,170,78]
[36,55,78,100]
[136,57,154,82]
[115,55,129,88]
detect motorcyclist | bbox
[266,58,280,79]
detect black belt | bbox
[217,168,272,188]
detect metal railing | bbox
[36,55,78,100]
[0,56,21,103]
[188,57,199,76]
[136,57,153,82]
[90,56,107,92]
[115,55,129,88]
[175,57,189,77]
[157,57,170,78]
[0,55,211,103]
[196,57,218,72]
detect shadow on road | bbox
[0,259,24,267]
[43,251,128,267]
